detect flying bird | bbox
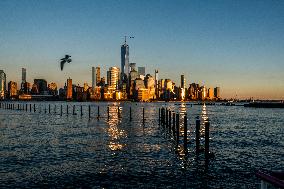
[60,55,72,71]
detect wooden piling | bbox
[30,104,32,112]
[60,105,62,116]
[158,108,160,125]
[184,115,188,154]
[130,107,132,121]
[176,113,180,147]
[173,112,176,138]
[196,118,201,155]
[166,108,168,128]
[205,121,210,158]
[143,107,145,124]
[49,104,51,114]
[54,105,56,114]
[118,106,120,118]
[34,104,36,112]
[80,105,83,116]
[88,105,91,118]
[66,105,68,116]
[26,104,28,111]
[107,106,110,120]
[169,111,171,133]
[97,106,100,119]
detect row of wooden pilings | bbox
[0,102,146,122]
[158,107,210,159]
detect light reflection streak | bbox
[107,105,127,151]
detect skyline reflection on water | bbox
[0,101,283,188]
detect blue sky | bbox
[0,0,284,99]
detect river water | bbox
[0,102,283,188]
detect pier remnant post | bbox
[34,104,36,112]
[176,113,180,148]
[107,106,110,120]
[118,106,120,118]
[97,106,100,120]
[205,121,210,158]
[26,104,28,111]
[81,105,83,116]
[196,117,201,154]
[173,112,176,139]
[184,115,188,154]
[73,105,76,115]
[66,105,68,116]
[89,105,91,119]
[166,108,168,128]
[49,104,51,114]
[169,111,171,133]
[60,105,62,116]
[130,107,132,121]
[158,108,160,125]
[54,105,56,114]
[30,104,32,112]
[143,107,145,124]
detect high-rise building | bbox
[8,81,17,99]
[181,75,185,89]
[34,79,47,94]
[154,70,158,99]
[121,40,129,83]
[22,68,26,83]
[66,78,72,100]
[129,63,136,72]
[108,67,120,89]
[214,87,220,99]
[208,88,214,99]
[138,67,145,76]
[92,67,95,94]
[0,70,6,99]
[96,67,100,86]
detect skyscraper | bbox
[214,87,220,99]
[108,67,120,89]
[121,40,129,83]
[67,78,72,100]
[92,67,95,93]
[138,67,145,76]
[96,67,100,86]
[0,70,6,99]
[155,70,159,99]
[22,68,26,83]
[34,79,48,94]
[8,81,17,99]
[181,75,185,89]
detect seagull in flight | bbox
[60,55,72,71]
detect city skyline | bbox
[1,0,284,100]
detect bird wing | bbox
[60,60,66,71]
[67,59,72,63]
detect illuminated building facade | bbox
[8,81,17,99]
[66,78,72,100]
[0,70,6,99]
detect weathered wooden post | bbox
[130,107,132,121]
[205,121,210,158]
[143,107,145,124]
[176,113,180,148]
[184,115,188,154]
[158,108,161,125]
[97,106,100,120]
[173,112,176,138]
[34,104,36,112]
[30,104,32,112]
[60,104,63,116]
[162,108,165,126]
[88,105,91,119]
[66,105,68,116]
[49,104,51,114]
[196,117,201,155]
[107,106,110,120]
[26,104,28,111]
[166,108,168,128]
[54,105,56,114]
[80,105,83,117]
[169,110,171,133]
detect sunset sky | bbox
[0,0,283,99]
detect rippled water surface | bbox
[0,102,283,188]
